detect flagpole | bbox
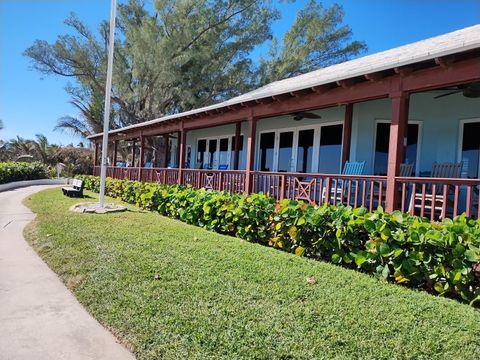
[99,0,116,208]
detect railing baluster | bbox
[369,181,374,212]
[346,180,351,206]
[378,181,383,210]
[410,183,416,215]
[431,184,436,222]
[442,184,448,219]
[466,185,472,218]
[420,184,426,218]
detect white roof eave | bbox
[88,24,480,139]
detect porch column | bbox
[233,121,241,170]
[131,140,136,167]
[138,135,145,181]
[139,135,145,167]
[113,140,118,167]
[341,103,353,167]
[176,131,181,168]
[245,116,257,194]
[177,124,186,185]
[93,142,99,167]
[385,91,409,212]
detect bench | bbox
[62,179,84,198]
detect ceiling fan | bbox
[434,82,480,99]
[291,112,322,121]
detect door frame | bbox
[256,121,344,173]
[195,135,233,170]
[457,117,480,179]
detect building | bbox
[89,25,480,221]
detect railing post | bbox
[280,175,285,200]
[245,115,257,194]
[324,177,331,205]
[386,91,409,212]
[218,172,223,191]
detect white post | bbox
[99,0,116,208]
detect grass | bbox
[24,188,480,360]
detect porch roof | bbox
[89,24,480,140]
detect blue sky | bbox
[0,0,479,145]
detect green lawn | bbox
[25,189,480,360]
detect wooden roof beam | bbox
[272,93,293,102]
[394,66,414,77]
[435,55,456,69]
[290,88,313,97]
[336,78,356,89]
[311,83,336,94]
[255,97,274,105]
[240,101,254,107]
[365,71,387,82]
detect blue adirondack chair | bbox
[322,161,365,204]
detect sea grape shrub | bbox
[77,175,480,306]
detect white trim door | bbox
[458,118,480,179]
[256,121,344,173]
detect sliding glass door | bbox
[257,123,343,173]
[318,124,343,174]
[459,120,480,178]
[296,129,315,173]
[196,136,232,170]
[278,131,294,172]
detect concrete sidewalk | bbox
[0,186,135,360]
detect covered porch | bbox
[90,27,480,221]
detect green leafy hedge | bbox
[78,175,480,306]
[0,162,48,184]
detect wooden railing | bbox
[93,166,479,220]
[253,171,387,210]
[396,176,480,220]
[182,169,246,193]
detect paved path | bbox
[0,186,135,360]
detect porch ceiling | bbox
[89,25,480,142]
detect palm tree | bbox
[54,86,117,138]
[8,136,35,159]
[31,134,58,165]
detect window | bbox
[460,121,480,178]
[259,132,275,171]
[374,122,421,176]
[318,124,343,173]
